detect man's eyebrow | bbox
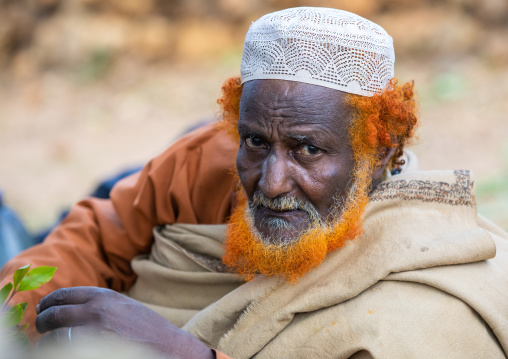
[288,134,308,142]
[237,123,264,137]
[237,123,252,134]
[286,128,334,143]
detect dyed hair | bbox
[347,78,419,170]
[217,77,243,143]
[217,76,419,170]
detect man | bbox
[2,7,508,358]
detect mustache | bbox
[248,191,322,224]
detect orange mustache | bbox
[223,180,369,282]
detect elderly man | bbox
[2,7,508,359]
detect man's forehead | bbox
[239,79,352,134]
[239,119,350,145]
[240,79,349,107]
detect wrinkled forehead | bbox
[239,79,353,136]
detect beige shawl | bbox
[127,156,508,358]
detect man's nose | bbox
[258,152,293,198]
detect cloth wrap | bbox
[127,153,508,359]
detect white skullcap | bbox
[240,7,395,97]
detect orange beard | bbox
[222,161,372,283]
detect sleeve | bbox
[0,123,238,340]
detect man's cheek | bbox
[236,147,250,172]
[236,153,258,193]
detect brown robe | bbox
[0,123,238,340]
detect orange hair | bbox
[223,183,365,283]
[346,78,419,169]
[217,76,243,143]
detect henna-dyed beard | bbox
[222,162,372,283]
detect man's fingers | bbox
[36,287,102,314]
[37,326,102,347]
[35,303,91,334]
[37,327,69,347]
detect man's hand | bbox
[35,287,214,359]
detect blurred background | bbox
[0,0,507,237]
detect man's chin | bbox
[253,224,306,246]
[253,208,312,245]
[223,203,329,282]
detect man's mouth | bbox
[257,207,306,219]
[253,206,312,240]
[247,192,324,243]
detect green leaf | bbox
[15,331,29,346]
[13,265,30,289]
[17,323,29,332]
[0,283,13,305]
[17,266,57,292]
[0,302,27,328]
[5,329,30,346]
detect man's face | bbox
[236,79,355,243]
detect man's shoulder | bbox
[371,168,475,207]
[147,122,238,176]
[163,122,237,156]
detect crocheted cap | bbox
[241,7,395,97]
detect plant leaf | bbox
[17,267,57,292]
[17,323,29,332]
[13,330,29,346]
[5,329,30,346]
[0,283,13,305]
[0,302,27,328]
[13,265,30,289]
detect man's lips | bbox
[256,207,308,220]
[254,207,312,240]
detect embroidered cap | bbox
[240,7,395,97]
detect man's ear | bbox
[371,147,397,187]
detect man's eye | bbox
[245,136,265,149]
[298,144,322,156]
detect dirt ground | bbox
[0,53,507,234]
